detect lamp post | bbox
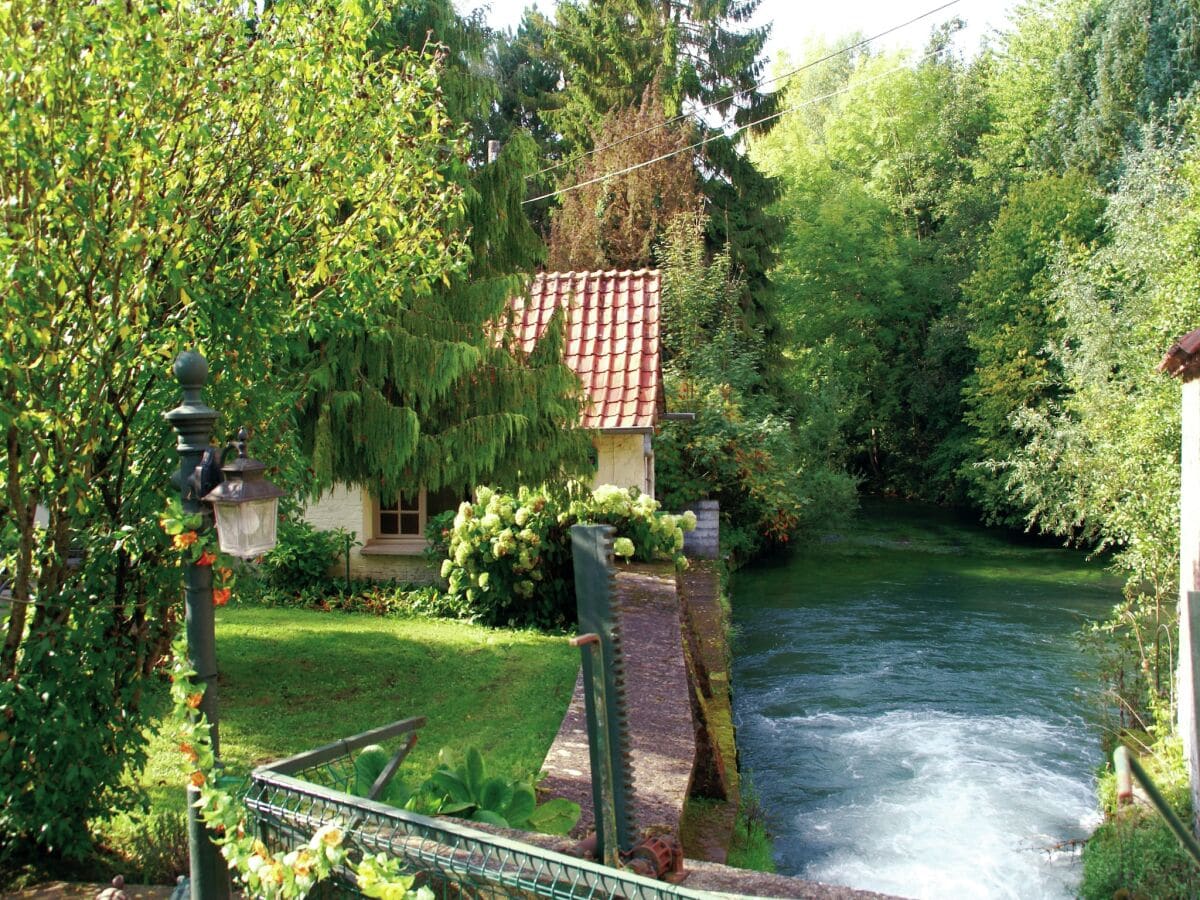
[165,350,283,900]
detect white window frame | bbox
[363,488,429,555]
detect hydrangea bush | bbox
[440,484,695,628]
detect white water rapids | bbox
[731,504,1118,899]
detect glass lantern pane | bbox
[213,497,279,559]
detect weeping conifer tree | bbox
[299,1,591,498]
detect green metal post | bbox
[570,524,637,862]
[1115,745,1200,867]
[165,351,232,900]
[570,635,620,869]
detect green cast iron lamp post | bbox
[165,350,284,900]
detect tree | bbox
[546,0,781,321]
[654,216,856,561]
[753,40,991,496]
[547,87,701,271]
[0,0,465,860]
[487,9,569,235]
[1007,141,1200,720]
[959,171,1105,522]
[1049,0,1200,182]
[300,0,593,498]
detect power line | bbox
[523,46,945,206]
[527,0,964,181]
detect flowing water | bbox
[730,500,1122,899]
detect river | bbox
[730,500,1122,899]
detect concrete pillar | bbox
[681,499,720,560]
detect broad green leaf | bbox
[526,798,581,836]
[477,776,512,814]
[505,783,536,827]
[464,747,485,798]
[428,771,472,805]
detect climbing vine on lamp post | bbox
[167,638,432,899]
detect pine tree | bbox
[546,0,781,320]
[486,9,566,236]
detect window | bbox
[365,485,465,554]
[378,492,422,538]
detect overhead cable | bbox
[523,46,944,205]
[528,0,964,181]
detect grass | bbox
[43,604,579,886]
[721,779,775,874]
[1080,740,1198,899]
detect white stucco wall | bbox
[302,484,437,584]
[304,430,657,583]
[594,432,654,497]
[1179,378,1200,833]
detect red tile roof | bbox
[1160,327,1200,381]
[510,270,662,431]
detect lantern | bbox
[202,429,284,559]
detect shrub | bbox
[440,484,693,628]
[247,577,460,619]
[655,381,856,564]
[259,518,351,594]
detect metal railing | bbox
[1113,744,1200,867]
[245,720,720,899]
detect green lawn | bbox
[97,605,580,883]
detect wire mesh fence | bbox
[244,720,717,900]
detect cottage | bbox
[302,269,663,581]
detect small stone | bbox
[95,875,128,900]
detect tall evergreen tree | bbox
[546,0,780,320]
[487,9,566,236]
[300,0,591,498]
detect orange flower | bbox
[217,567,233,582]
[212,587,231,607]
[197,550,216,567]
[173,531,199,550]
[180,742,199,763]
[186,692,203,710]
[190,770,206,788]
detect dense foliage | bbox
[300,0,592,500]
[753,0,1200,741]
[439,484,693,628]
[0,0,470,862]
[654,216,856,561]
[547,86,701,271]
[541,0,780,323]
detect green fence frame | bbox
[244,719,723,899]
